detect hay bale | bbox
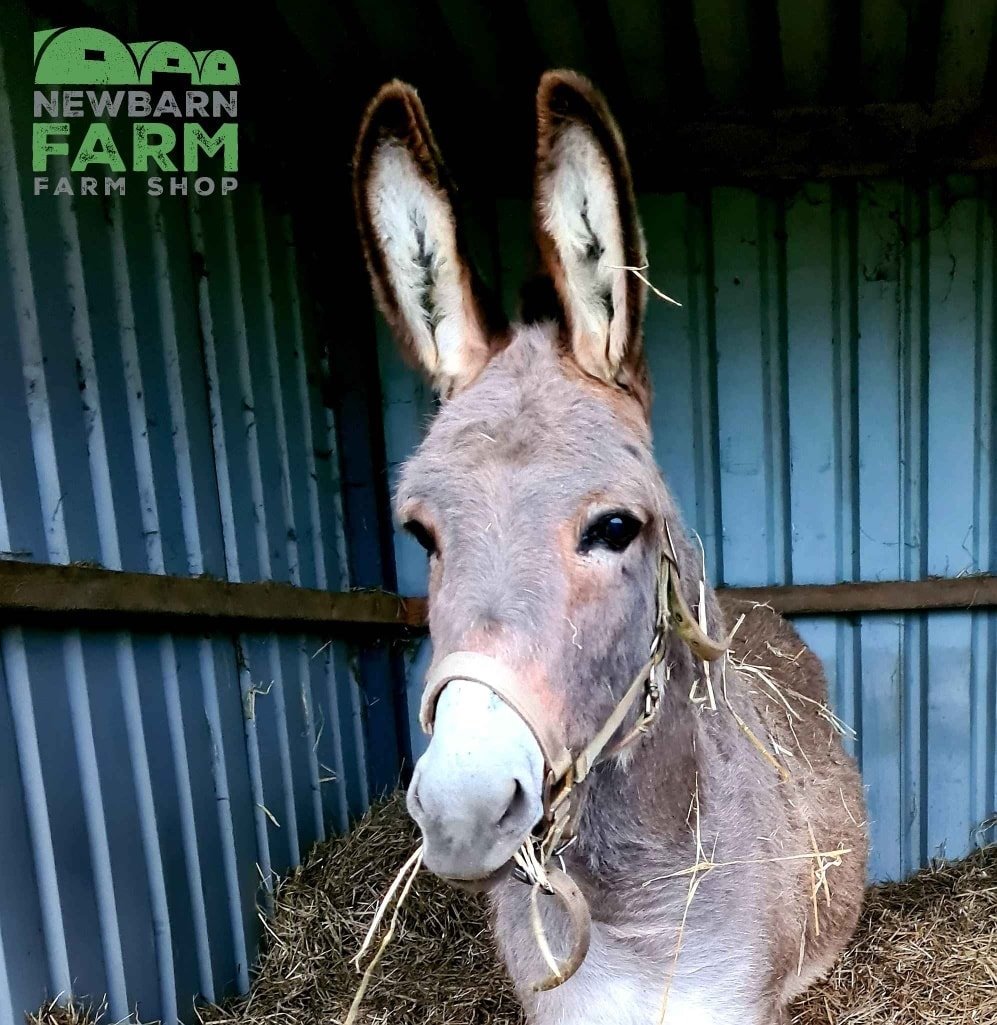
[29,796,997,1025]
[201,793,521,1025]
[791,843,997,1024]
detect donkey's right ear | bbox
[353,81,504,397]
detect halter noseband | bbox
[418,528,734,991]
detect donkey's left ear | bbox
[533,71,647,390]
[353,81,505,396]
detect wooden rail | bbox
[719,575,997,616]
[0,560,425,634]
[2,561,996,635]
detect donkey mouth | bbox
[436,862,512,893]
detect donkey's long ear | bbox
[354,81,503,396]
[533,71,647,389]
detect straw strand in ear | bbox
[532,70,648,396]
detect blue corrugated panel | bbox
[378,179,997,884]
[0,18,371,1025]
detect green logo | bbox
[32,27,239,198]
[34,28,239,85]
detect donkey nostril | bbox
[497,778,529,830]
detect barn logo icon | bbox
[33,27,239,85]
[32,27,239,198]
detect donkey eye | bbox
[404,519,437,556]
[580,512,643,554]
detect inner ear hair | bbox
[534,70,647,390]
[353,81,504,396]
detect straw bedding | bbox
[31,794,997,1025]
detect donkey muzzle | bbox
[408,656,548,881]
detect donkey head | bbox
[354,72,674,882]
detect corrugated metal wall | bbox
[0,22,377,1025]
[4,0,997,1017]
[379,178,997,885]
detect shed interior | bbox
[1,1,996,1023]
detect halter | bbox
[419,526,735,991]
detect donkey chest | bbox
[493,888,762,1025]
[520,922,757,1025]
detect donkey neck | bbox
[574,603,717,878]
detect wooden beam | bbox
[0,561,425,634]
[2,562,995,635]
[625,101,997,187]
[720,575,997,616]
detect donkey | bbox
[353,71,867,1025]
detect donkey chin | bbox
[407,678,546,888]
